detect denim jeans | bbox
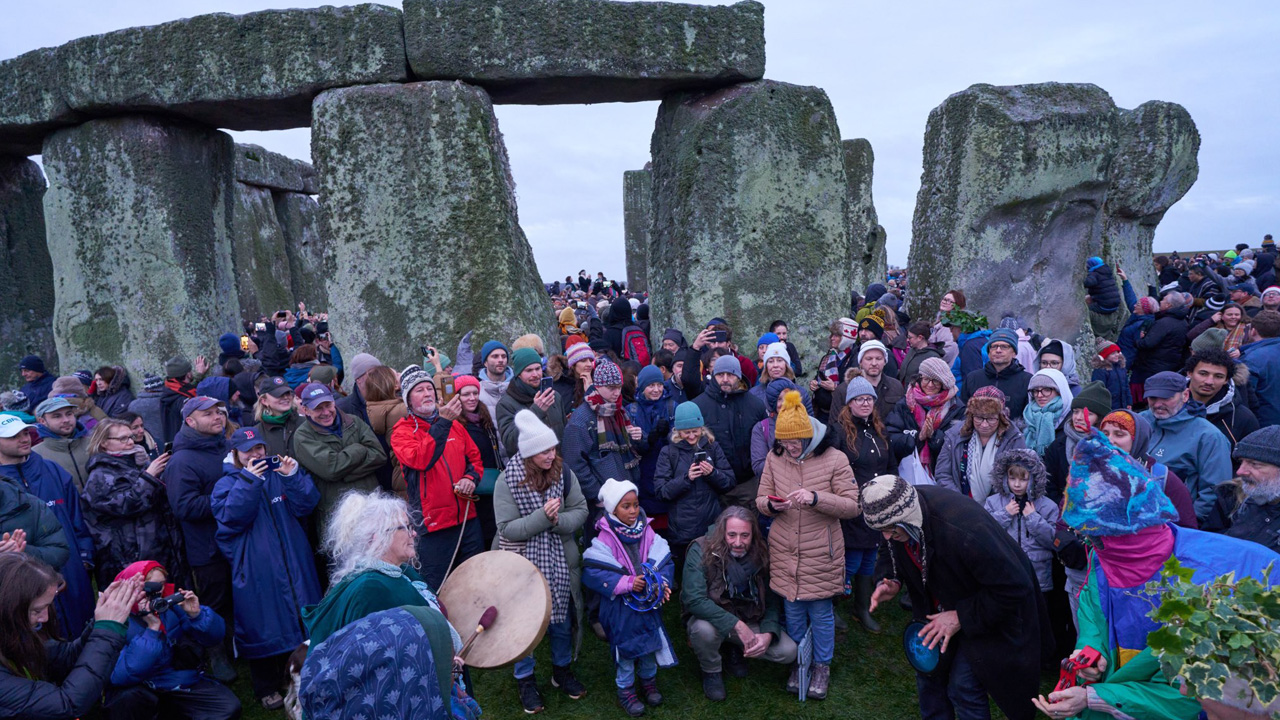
[513,619,573,678]
[783,598,835,664]
[845,548,877,578]
[615,653,658,688]
[916,644,991,720]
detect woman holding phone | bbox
[211,426,321,710]
[652,402,734,575]
[496,348,567,461]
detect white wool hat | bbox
[762,342,789,365]
[515,409,558,457]
[599,478,640,514]
[857,340,888,364]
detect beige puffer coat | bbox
[755,423,861,601]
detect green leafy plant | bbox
[1144,556,1280,712]
[938,309,988,334]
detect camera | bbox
[138,581,184,616]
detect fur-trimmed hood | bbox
[991,448,1049,500]
[547,353,570,380]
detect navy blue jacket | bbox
[212,463,321,659]
[652,437,734,544]
[692,381,767,486]
[625,395,676,517]
[1083,263,1121,313]
[1090,365,1133,410]
[20,372,56,413]
[164,427,229,567]
[1242,336,1280,427]
[110,606,224,690]
[1118,313,1154,370]
[0,455,96,637]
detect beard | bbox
[1241,474,1280,504]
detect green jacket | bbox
[32,434,91,492]
[0,478,71,568]
[292,412,387,530]
[494,379,567,461]
[681,536,784,640]
[1075,572,1201,720]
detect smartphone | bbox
[239,334,250,352]
[254,323,266,333]
[693,451,710,464]
[540,376,555,392]
[264,456,283,472]
[163,442,174,455]
[440,376,455,404]
[420,345,435,359]
[713,330,727,343]
[768,495,787,503]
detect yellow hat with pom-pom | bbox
[773,390,813,441]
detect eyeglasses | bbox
[105,434,135,443]
[1030,388,1058,397]
[394,523,417,536]
[849,396,876,405]
[971,415,1000,425]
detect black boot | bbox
[854,575,882,633]
[638,676,663,707]
[551,664,586,699]
[205,645,237,685]
[517,675,545,714]
[617,687,645,717]
[722,643,749,679]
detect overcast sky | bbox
[6,1,1278,281]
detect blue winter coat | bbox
[0,455,95,637]
[652,437,734,544]
[582,516,677,664]
[164,427,229,567]
[19,373,55,413]
[110,606,225,690]
[1117,313,1153,370]
[1083,263,1121,313]
[625,396,677,517]
[1138,406,1232,522]
[1241,336,1280,427]
[951,330,991,391]
[1090,366,1132,410]
[212,463,321,659]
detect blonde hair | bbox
[86,418,132,457]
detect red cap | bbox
[453,374,481,393]
[1097,343,1121,360]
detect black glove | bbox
[652,419,670,439]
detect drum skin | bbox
[438,550,552,668]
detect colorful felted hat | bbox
[1062,430,1177,537]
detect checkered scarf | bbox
[498,453,572,624]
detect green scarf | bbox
[262,410,292,425]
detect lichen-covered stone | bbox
[843,139,887,291]
[906,83,1119,343]
[624,168,652,293]
[275,192,330,311]
[0,48,82,156]
[42,116,241,383]
[1102,101,1200,294]
[648,80,851,365]
[404,0,765,104]
[230,183,294,318]
[235,143,318,194]
[312,81,553,370]
[0,157,57,385]
[57,4,407,131]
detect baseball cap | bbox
[300,383,335,410]
[230,426,268,452]
[0,414,34,439]
[33,397,74,417]
[180,396,225,420]
[256,375,293,398]
[1143,371,1188,400]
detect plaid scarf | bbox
[1225,322,1249,354]
[498,454,572,624]
[905,384,956,468]
[585,390,640,471]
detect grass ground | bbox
[231,598,1055,720]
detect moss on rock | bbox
[235,143,318,194]
[843,139,887,291]
[312,81,554,371]
[0,156,57,385]
[275,192,330,310]
[230,182,294,320]
[623,168,652,293]
[0,48,81,156]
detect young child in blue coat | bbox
[582,478,676,717]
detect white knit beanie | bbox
[598,478,639,514]
[857,340,888,364]
[515,409,558,457]
[762,342,789,365]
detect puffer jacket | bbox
[692,380,768,487]
[110,605,224,691]
[0,476,70,569]
[0,622,129,720]
[81,452,187,587]
[1083,263,1121,313]
[390,414,481,533]
[983,450,1060,591]
[1132,306,1190,383]
[754,420,860,601]
[652,436,734,544]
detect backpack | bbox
[621,325,651,365]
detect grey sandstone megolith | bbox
[0,48,82,157]
[235,143,318,194]
[842,139,887,291]
[313,81,554,370]
[56,4,406,131]
[404,0,765,104]
[1102,101,1200,294]
[648,80,851,365]
[230,183,295,319]
[0,157,57,386]
[906,82,1120,343]
[42,116,241,385]
[623,168,652,293]
[275,192,330,311]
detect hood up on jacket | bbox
[1033,339,1081,387]
[991,448,1049,500]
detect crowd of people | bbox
[2,245,1280,720]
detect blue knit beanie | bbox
[988,327,1019,350]
[218,332,243,357]
[480,340,509,363]
[756,332,780,347]
[636,365,665,392]
[673,401,704,430]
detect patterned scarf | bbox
[497,454,572,624]
[585,390,640,470]
[1224,322,1249,354]
[606,511,648,542]
[905,384,955,467]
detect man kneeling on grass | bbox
[680,506,797,701]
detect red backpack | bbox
[621,325,651,365]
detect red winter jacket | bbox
[389,414,481,533]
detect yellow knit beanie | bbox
[773,390,813,440]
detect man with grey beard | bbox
[1205,426,1280,554]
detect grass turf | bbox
[232,597,1050,719]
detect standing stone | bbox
[1102,101,1200,294]
[313,81,553,370]
[843,139,887,291]
[404,0,765,104]
[624,168,652,293]
[230,183,294,319]
[649,80,852,365]
[275,192,330,311]
[42,116,241,381]
[0,157,57,385]
[235,143,318,194]
[907,83,1119,342]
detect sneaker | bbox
[701,671,726,702]
[723,644,748,679]
[259,692,285,711]
[551,665,586,699]
[617,687,645,717]
[786,665,800,694]
[638,677,663,707]
[808,663,830,700]
[517,675,545,714]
